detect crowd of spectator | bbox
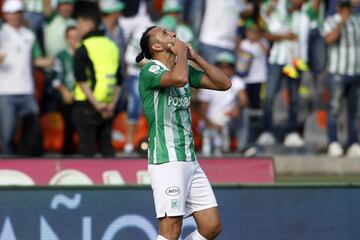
[0,0,359,158]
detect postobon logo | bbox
[168,96,191,108]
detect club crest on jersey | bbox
[148,65,162,74]
[168,96,191,108]
[171,199,179,210]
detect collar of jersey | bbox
[151,60,169,71]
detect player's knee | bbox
[161,227,181,240]
[210,220,222,238]
[159,219,182,240]
[199,219,222,239]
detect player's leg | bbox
[185,162,221,240]
[149,162,193,240]
[158,215,183,240]
[188,207,221,240]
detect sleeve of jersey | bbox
[189,65,204,89]
[74,46,89,83]
[140,64,167,90]
[116,64,123,86]
[322,17,337,36]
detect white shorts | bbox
[148,161,218,219]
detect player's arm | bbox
[187,45,231,91]
[158,39,189,88]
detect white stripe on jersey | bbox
[179,110,192,161]
[348,20,356,76]
[153,90,160,164]
[178,87,192,161]
[338,45,347,76]
[329,46,338,74]
[325,15,360,75]
[163,99,177,162]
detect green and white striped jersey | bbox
[24,0,43,13]
[52,49,75,92]
[322,14,360,76]
[261,0,311,65]
[139,60,204,164]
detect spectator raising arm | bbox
[312,0,321,12]
[43,0,52,17]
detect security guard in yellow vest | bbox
[73,5,122,157]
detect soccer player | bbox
[137,26,231,240]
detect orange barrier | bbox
[41,112,64,152]
[40,110,204,153]
[316,110,327,129]
[112,112,148,151]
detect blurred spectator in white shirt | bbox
[198,0,244,64]
[0,0,54,155]
[238,20,269,109]
[123,21,153,153]
[322,0,360,157]
[199,52,249,156]
[257,0,310,147]
[43,0,75,58]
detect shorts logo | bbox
[171,199,179,210]
[166,186,180,196]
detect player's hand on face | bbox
[168,38,188,56]
[186,44,199,61]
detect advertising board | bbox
[0,158,275,185]
[1,186,360,240]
